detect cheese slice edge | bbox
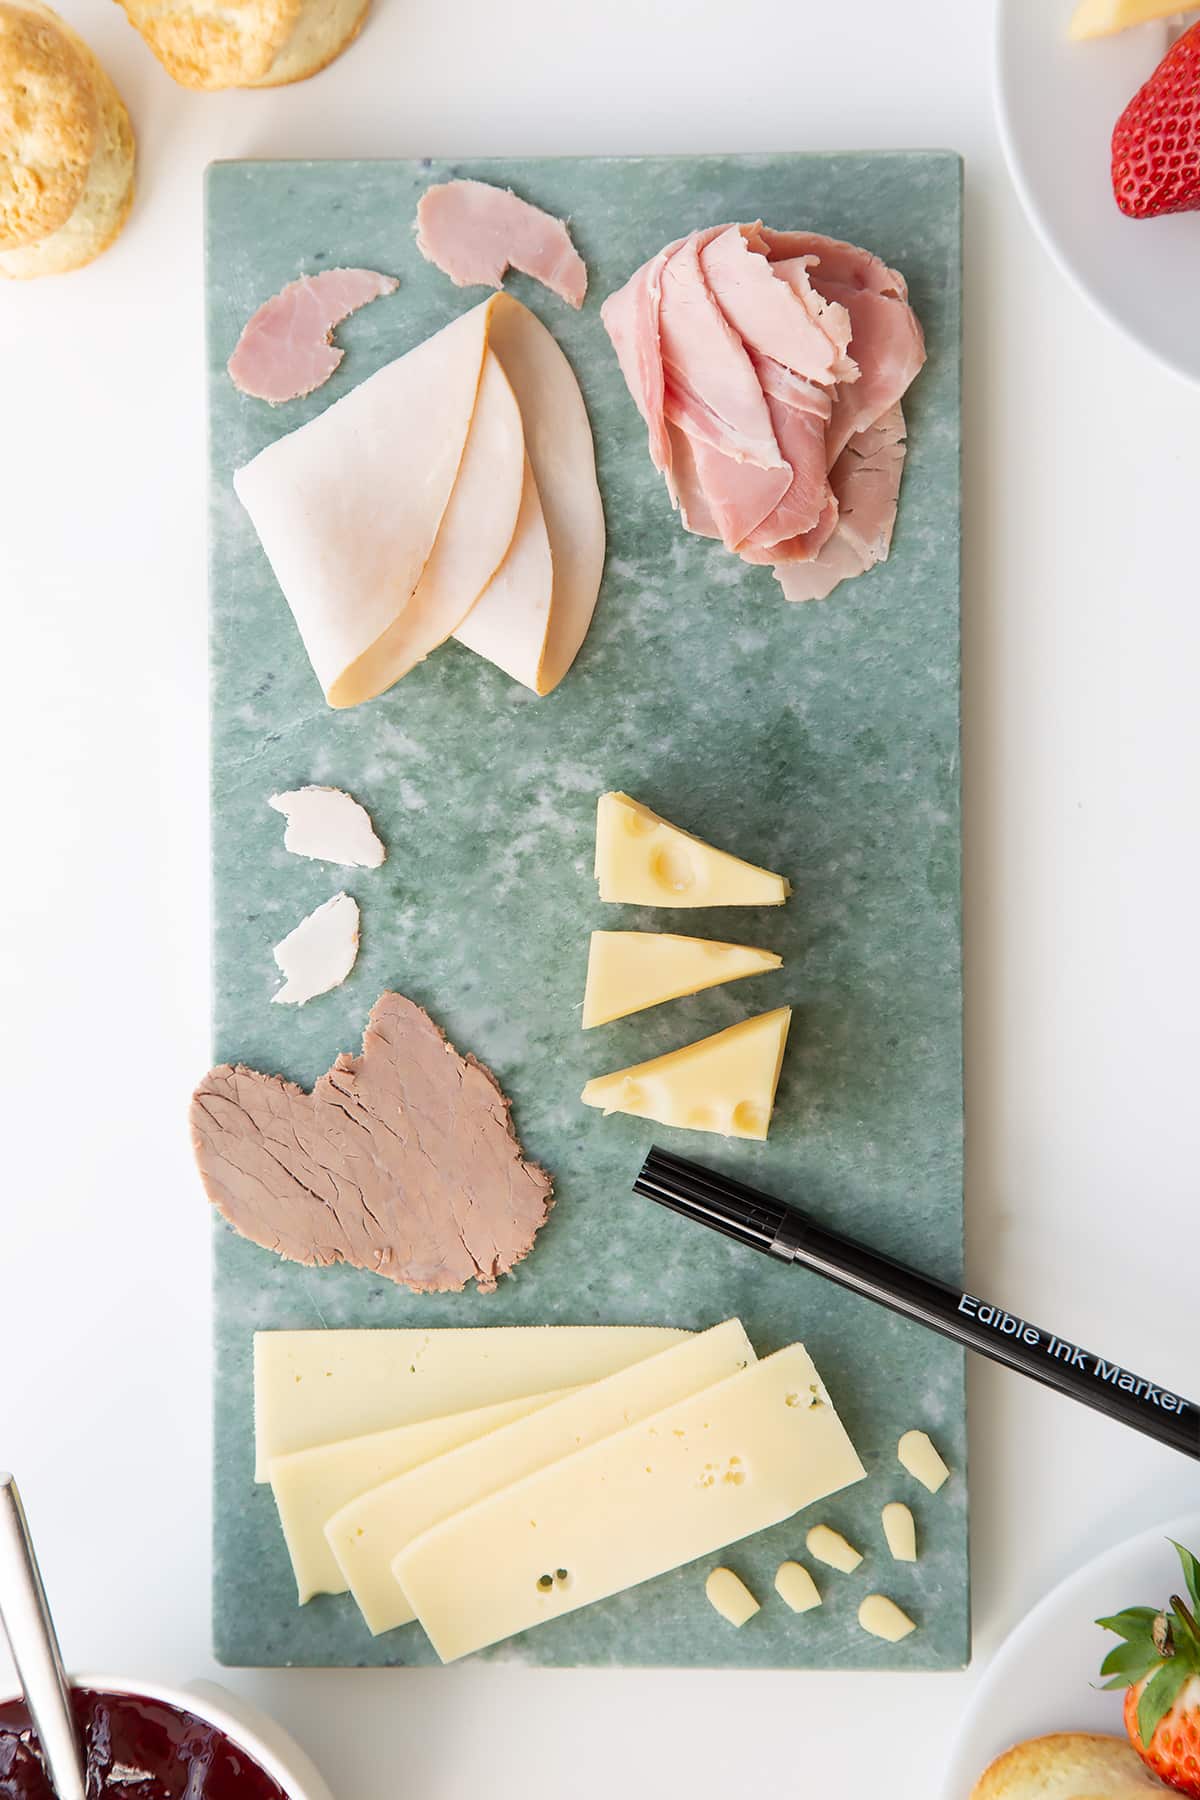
[253,1325,690,1480]
[582,930,782,1028]
[325,1318,755,1634]
[269,1389,575,1602]
[396,1342,865,1663]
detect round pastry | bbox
[0,0,135,279]
[113,0,370,89]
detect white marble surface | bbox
[1,1,1197,1794]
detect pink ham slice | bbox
[699,224,857,387]
[227,269,397,404]
[416,179,587,309]
[602,222,923,596]
[775,404,908,603]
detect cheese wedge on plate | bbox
[582,930,781,1027]
[324,1319,755,1634]
[269,1390,573,1601]
[595,793,791,906]
[394,1343,865,1663]
[581,1007,792,1139]
[253,1326,688,1479]
[1069,0,1190,37]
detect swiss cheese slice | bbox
[253,1326,688,1480]
[582,930,782,1028]
[1069,0,1186,37]
[234,300,500,708]
[324,1319,755,1635]
[485,294,606,694]
[269,1391,573,1602]
[595,793,791,907]
[453,452,554,689]
[395,1343,865,1663]
[581,1007,792,1140]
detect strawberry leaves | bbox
[1098,1541,1200,1750]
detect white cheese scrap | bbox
[857,1594,916,1642]
[881,1502,917,1562]
[805,1524,862,1573]
[774,1561,821,1613]
[704,1568,760,1628]
[898,1430,950,1493]
[271,892,359,1005]
[269,787,385,868]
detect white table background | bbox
[2,1,1198,1793]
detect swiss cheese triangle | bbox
[582,931,781,1028]
[581,1007,792,1140]
[595,792,791,907]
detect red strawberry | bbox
[1111,21,1200,219]
[1098,1540,1200,1796]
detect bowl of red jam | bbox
[0,1679,333,1800]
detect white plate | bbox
[942,1508,1200,1798]
[995,1,1200,383]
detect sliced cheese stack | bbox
[234,294,604,708]
[583,791,791,1138]
[256,1321,864,1660]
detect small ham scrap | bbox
[416,179,587,308]
[190,992,554,1294]
[228,268,398,403]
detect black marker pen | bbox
[633,1146,1200,1463]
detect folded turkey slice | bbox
[453,451,553,691]
[234,299,524,709]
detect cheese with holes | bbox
[595,793,791,907]
[1069,0,1186,38]
[253,1326,688,1480]
[269,1391,572,1601]
[582,931,782,1028]
[325,1319,755,1633]
[705,1567,760,1627]
[581,1007,792,1140]
[395,1342,865,1663]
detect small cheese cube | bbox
[858,1594,916,1642]
[881,1501,917,1563]
[774,1561,821,1613]
[705,1567,760,1627]
[806,1524,862,1573]
[898,1430,950,1493]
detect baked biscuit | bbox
[114,0,369,89]
[0,0,135,278]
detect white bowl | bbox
[995,0,1200,385]
[0,1675,334,1800]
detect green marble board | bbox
[206,152,965,1670]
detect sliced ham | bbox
[699,224,856,387]
[228,269,397,404]
[600,245,675,488]
[775,404,908,603]
[416,179,587,309]
[603,221,924,599]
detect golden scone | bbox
[0,0,134,278]
[113,0,369,89]
[970,1730,1169,1799]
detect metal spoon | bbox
[0,1474,87,1800]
